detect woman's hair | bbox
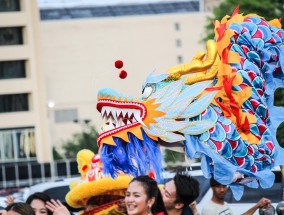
[6,202,35,215]
[130,175,168,215]
[26,192,52,215]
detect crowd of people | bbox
[0,170,277,215]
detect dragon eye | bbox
[142,86,153,100]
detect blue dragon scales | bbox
[96,9,284,199]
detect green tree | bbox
[202,0,284,43]
[60,125,99,159]
[52,146,63,160]
[164,149,185,164]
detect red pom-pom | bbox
[119,70,127,79]
[115,60,123,69]
[82,165,88,171]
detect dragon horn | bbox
[166,40,220,83]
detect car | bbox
[0,197,7,209]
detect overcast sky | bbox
[37,0,194,9]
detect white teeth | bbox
[117,117,123,126]
[106,116,112,124]
[121,109,128,117]
[134,111,146,127]
[110,109,116,119]
[101,106,106,117]
[105,107,111,116]
[108,123,115,129]
[100,106,144,132]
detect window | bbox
[0,0,20,12]
[0,127,36,162]
[0,93,29,113]
[0,27,23,46]
[0,60,26,79]
[175,22,180,31]
[54,109,78,123]
[177,55,183,63]
[176,39,182,48]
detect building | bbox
[0,0,51,164]
[0,0,219,188]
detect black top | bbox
[181,206,194,215]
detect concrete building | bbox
[0,0,51,164]
[1,0,219,166]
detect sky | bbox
[37,0,194,9]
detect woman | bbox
[26,193,71,215]
[125,175,167,215]
[25,192,52,215]
[0,202,35,215]
[7,192,70,215]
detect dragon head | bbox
[96,40,219,179]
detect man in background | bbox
[161,170,200,215]
[202,177,272,215]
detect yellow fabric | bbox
[212,11,260,144]
[66,175,131,208]
[66,149,132,209]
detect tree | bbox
[52,146,63,160]
[60,125,99,159]
[163,149,185,164]
[203,0,284,147]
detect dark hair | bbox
[130,175,168,215]
[210,177,222,187]
[26,192,52,215]
[173,170,199,206]
[6,202,35,215]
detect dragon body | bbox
[96,9,284,199]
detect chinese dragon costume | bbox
[96,8,284,200]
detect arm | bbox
[241,197,271,215]
[0,210,7,215]
[5,195,15,206]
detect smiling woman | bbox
[125,176,168,215]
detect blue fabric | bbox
[101,129,163,182]
[184,134,275,200]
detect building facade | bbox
[0,0,51,165]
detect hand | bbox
[257,197,271,208]
[46,199,70,215]
[189,201,200,215]
[5,195,15,206]
[0,210,7,215]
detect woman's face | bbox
[125,181,154,215]
[30,199,49,215]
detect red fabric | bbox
[154,212,165,215]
